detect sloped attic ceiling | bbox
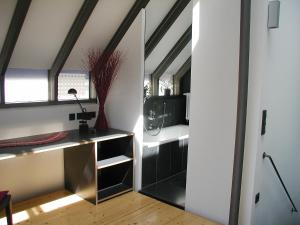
[1,0,135,71]
[145,0,192,75]
[164,40,191,76]
[0,0,17,52]
[160,40,191,82]
[8,0,84,69]
[64,0,135,70]
[145,0,176,42]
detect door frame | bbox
[229,0,252,224]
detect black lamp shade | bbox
[68,88,77,95]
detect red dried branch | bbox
[87,48,121,129]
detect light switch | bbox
[268,1,280,29]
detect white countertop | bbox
[143,125,189,147]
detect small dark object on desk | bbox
[77,112,96,120]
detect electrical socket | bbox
[255,192,260,204]
[69,113,75,121]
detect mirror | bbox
[144,0,192,98]
[141,0,192,209]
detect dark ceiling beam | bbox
[0,0,32,103]
[173,56,191,95]
[103,0,150,55]
[145,0,190,59]
[48,0,99,101]
[151,25,192,95]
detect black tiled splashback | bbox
[144,95,186,130]
[180,69,191,94]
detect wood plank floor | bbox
[0,191,219,225]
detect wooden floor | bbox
[0,191,219,225]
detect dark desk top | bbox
[0,129,133,161]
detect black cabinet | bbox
[142,138,188,188]
[97,136,134,202]
[157,143,172,181]
[97,161,133,201]
[142,146,157,187]
[171,141,182,174]
[182,139,188,170]
[64,131,134,204]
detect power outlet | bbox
[69,113,75,121]
[255,192,260,204]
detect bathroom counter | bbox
[143,124,189,147]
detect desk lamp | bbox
[68,88,90,134]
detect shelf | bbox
[97,155,133,169]
[98,183,132,202]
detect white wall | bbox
[241,0,300,225]
[240,1,300,225]
[105,10,145,190]
[0,103,97,202]
[185,0,241,224]
[238,0,269,224]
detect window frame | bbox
[57,70,92,101]
[0,70,97,108]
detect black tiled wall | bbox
[180,69,191,94]
[144,95,186,130]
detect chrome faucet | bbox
[148,110,156,120]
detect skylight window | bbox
[5,69,48,103]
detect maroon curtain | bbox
[88,49,121,130]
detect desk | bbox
[0,129,134,204]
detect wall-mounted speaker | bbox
[268,1,280,29]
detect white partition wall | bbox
[241,0,300,224]
[185,0,241,224]
[105,10,145,190]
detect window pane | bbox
[58,71,90,101]
[159,75,174,96]
[5,69,48,103]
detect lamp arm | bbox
[74,94,86,113]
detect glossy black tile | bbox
[171,141,182,174]
[144,95,186,130]
[142,146,158,187]
[157,143,172,181]
[141,171,187,208]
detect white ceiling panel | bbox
[64,0,135,70]
[0,0,17,51]
[145,1,192,75]
[8,0,84,69]
[145,0,176,42]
